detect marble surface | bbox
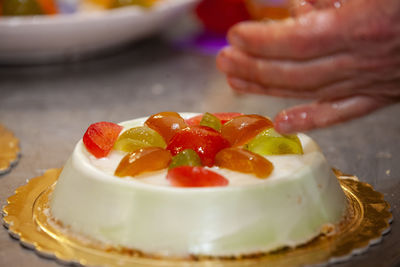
[0,18,399,267]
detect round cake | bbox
[50,112,347,257]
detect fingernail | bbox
[275,121,295,134]
[216,47,233,72]
[216,55,229,72]
[274,111,295,134]
[228,28,245,48]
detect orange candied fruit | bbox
[221,114,273,147]
[214,147,273,178]
[115,147,172,177]
[144,111,188,143]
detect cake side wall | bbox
[49,139,347,257]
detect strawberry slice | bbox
[166,125,230,167]
[83,122,123,158]
[167,166,228,187]
[185,112,243,126]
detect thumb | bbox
[274,95,390,134]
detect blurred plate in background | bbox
[0,0,198,64]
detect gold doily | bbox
[0,124,20,174]
[2,169,392,266]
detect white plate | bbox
[0,0,198,64]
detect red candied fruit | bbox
[167,125,230,167]
[185,112,244,126]
[83,122,123,158]
[145,111,188,143]
[221,114,273,147]
[167,166,228,187]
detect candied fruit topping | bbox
[186,112,243,126]
[215,147,273,178]
[83,122,123,158]
[36,0,58,14]
[167,166,229,187]
[167,125,230,167]
[245,128,303,155]
[221,114,273,147]
[114,126,166,153]
[145,111,188,143]
[199,112,222,131]
[169,149,202,169]
[115,147,172,177]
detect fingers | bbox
[227,9,347,60]
[217,46,354,91]
[273,95,390,133]
[227,76,316,98]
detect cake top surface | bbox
[77,112,324,190]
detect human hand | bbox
[217,0,400,133]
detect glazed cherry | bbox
[115,147,172,177]
[167,166,229,187]
[145,111,188,143]
[215,147,273,178]
[166,125,230,167]
[83,121,123,158]
[221,114,273,147]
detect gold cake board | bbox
[0,124,20,174]
[2,168,392,267]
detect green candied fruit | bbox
[169,149,202,169]
[114,126,166,153]
[245,128,303,155]
[2,0,43,16]
[200,112,222,131]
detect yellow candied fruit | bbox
[245,128,303,155]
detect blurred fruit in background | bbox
[1,0,58,15]
[195,0,250,34]
[194,0,290,34]
[0,0,157,15]
[245,0,290,20]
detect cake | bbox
[50,112,347,257]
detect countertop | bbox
[0,17,399,267]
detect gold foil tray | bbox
[2,169,392,267]
[0,124,20,174]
